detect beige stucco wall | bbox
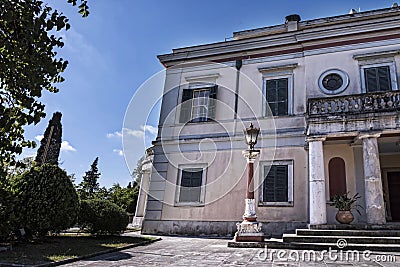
[160,146,308,223]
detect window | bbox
[179,85,217,123]
[259,63,296,117]
[260,160,293,206]
[265,78,288,116]
[364,65,392,92]
[354,50,399,93]
[318,69,349,95]
[176,166,207,205]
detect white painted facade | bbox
[140,6,400,236]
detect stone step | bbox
[228,239,400,252]
[283,234,400,244]
[296,229,400,237]
[309,224,400,230]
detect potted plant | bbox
[329,192,362,224]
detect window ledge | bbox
[259,202,294,207]
[174,202,205,207]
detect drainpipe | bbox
[234,59,242,134]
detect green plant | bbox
[78,199,129,235]
[329,192,362,215]
[0,180,15,241]
[12,164,79,236]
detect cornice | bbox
[158,8,400,67]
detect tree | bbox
[108,182,140,213]
[78,199,128,235]
[13,164,79,236]
[0,0,89,172]
[77,157,100,199]
[35,112,62,165]
[131,156,144,184]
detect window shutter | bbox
[207,85,218,121]
[266,78,288,116]
[364,66,391,93]
[275,165,288,202]
[377,66,391,91]
[179,89,193,123]
[263,165,288,202]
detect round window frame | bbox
[318,69,349,95]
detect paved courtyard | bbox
[62,234,400,267]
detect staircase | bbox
[228,224,400,252]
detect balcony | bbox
[307,91,400,136]
[308,91,400,117]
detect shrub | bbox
[13,164,79,236]
[0,181,15,241]
[78,199,129,235]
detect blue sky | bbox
[22,0,397,188]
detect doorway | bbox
[387,172,400,221]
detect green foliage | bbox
[0,0,88,170]
[329,192,362,215]
[35,112,63,165]
[77,157,101,200]
[78,199,129,235]
[108,182,139,213]
[12,164,79,236]
[0,179,15,241]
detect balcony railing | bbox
[308,91,400,117]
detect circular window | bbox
[318,69,349,95]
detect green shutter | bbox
[365,66,391,93]
[179,89,193,123]
[266,78,288,116]
[263,165,288,202]
[207,85,218,121]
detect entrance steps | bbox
[228,224,400,252]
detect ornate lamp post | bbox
[234,122,265,242]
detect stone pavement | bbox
[63,234,400,267]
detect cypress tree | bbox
[35,112,62,165]
[78,157,101,199]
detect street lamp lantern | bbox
[234,122,265,242]
[243,122,260,150]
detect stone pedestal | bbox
[360,133,386,225]
[234,220,264,242]
[308,137,327,225]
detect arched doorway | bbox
[328,157,347,199]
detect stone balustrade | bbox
[308,91,400,116]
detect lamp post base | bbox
[234,221,265,242]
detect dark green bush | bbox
[78,199,129,235]
[0,181,15,241]
[13,164,79,236]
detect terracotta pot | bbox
[336,210,354,224]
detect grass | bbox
[0,235,154,265]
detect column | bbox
[132,155,152,227]
[307,136,327,225]
[359,133,386,224]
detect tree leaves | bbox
[0,1,88,172]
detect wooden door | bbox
[387,172,400,221]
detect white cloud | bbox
[35,135,44,141]
[123,128,145,138]
[122,125,157,139]
[35,135,76,152]
[141,125,158,135]
[113,149,124,156]
[106,131,123,139]
[61,141,77,152]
